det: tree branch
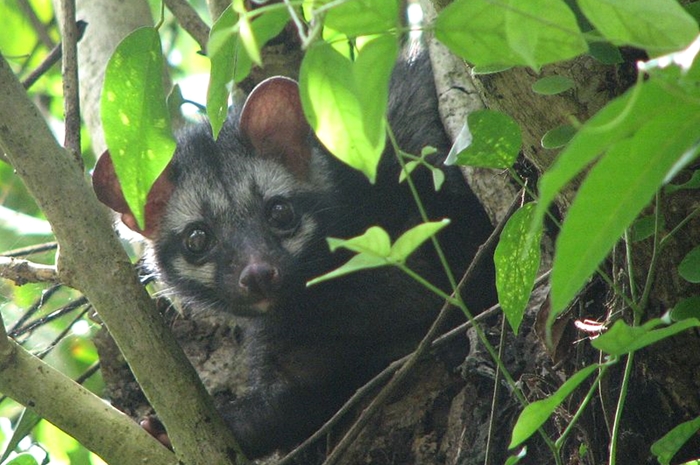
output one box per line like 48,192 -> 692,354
57,0 -> 83,167
0,336 -> 178,465
0,257 -> 59,285
164,0 -> 211,52
0,52 -> 244,464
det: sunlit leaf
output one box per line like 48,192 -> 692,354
328,226 -> 391,257
390,219 -> 449,262
300,37 -> 397,181
0,409 -> 40,463
207,6 -> 289,137
4,453 -> 39,465
578,0 -> 698,55
101,27 -> 176,231
324,0 -> 399,37
550,99 -> 700,315
435,0 -> 587,70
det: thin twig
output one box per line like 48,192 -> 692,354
16,0 -> 56,49
3,242 -> 58,258
10,297 -> 89,338
22,21 -> 87,90
319,193 -> 523,465
35,305 -> 91,358
58,0 -> 82,168
0,256 -> 59,285
484,314 -> 507,465
8,284 -> 63,335
164,0 -> 211,52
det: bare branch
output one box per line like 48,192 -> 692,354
164,0 -> 211,52
0,337 -> 178,465
0,256 -> 59,285
58,0 -> 83,167
16,0 -> 56,49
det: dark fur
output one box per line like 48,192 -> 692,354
94,50 -> 495,458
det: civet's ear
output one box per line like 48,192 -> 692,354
239,76 -> 312,179
92,151 -> 174,238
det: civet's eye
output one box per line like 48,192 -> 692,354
183,224 -> 213,255
266,197 -> 298,233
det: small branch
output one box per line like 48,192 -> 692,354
10,296 -> 88,338
207,0 -> 230,22
16,0 -> 56,49
164,0 -> 211,52
0,302 -> 10,358
0,256 -> 59,285
3,241 -> 58,258
22,41 -> 62,90
8,284 -> 62,335
22,20 -> 87,90
58,0 -> 83,167
0,337 -> 178,465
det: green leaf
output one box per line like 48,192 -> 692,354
628,215 -> 661,243
431,167 -> 445,191
101,27 -> 176,231
495,203 -> 542,334
550,99 -> 700,315
588,41 -> 624,65
453,110 -> 522,169
4,454 -> 39,465
300,38 -> 397,181
207,6 -> 289,137
532,76 -> 574,95
536,81 -> 668,227
666,170 -> 700,194
324,0 -> 399,37
308,220 -> 448,285
591,318 -> 700,356
679,246 -> 700,283
328,226 -> 391,257
670,296 -> 700,321
435,0 -> 587,70
541,124 -> 576,149
390,219 -> 449,262
208,7 -> 242,136
399,160 -> 419,183
652,416 -> 700,465
353,35 -> 398,149
307,253 -> 388,286
578,0 -> 698,55
510,364 -> 599,448
505,447 -> 527,465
